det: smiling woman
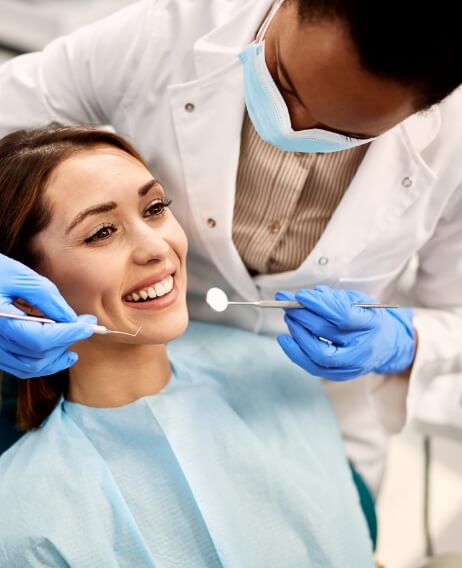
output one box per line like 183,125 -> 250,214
0,125 -> 189,427
0,126 -> 375,567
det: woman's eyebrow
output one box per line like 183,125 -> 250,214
138,178 -> 162,197
67,178 -> 162,234
66,202 -> 117,234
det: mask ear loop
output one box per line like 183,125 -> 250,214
256,0 -> 285,42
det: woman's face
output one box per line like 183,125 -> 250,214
33,145 -> 188,345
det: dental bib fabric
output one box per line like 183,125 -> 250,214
0,322 -> 374,567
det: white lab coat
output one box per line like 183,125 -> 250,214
1,0 -> 461,493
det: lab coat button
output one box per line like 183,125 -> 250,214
401,176 -> 413,188
207,218 -> 217,228
318,256 -> 329,265
185,103 -> 195,112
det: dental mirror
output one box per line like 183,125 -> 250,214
206,287 -> 301,311
205,287 -> 399,311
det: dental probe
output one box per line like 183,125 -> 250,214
0,312 -> 142,337
226,301 -> 399,309
205,288 -> 399,313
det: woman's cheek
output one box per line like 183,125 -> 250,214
47,258 -> 110,314
175,220 -> 188,259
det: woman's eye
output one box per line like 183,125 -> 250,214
144,198 -> 172,218
85,224 -> 117,244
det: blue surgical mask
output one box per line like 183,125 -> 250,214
238,1 -> 376,153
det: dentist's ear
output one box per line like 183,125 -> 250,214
13,297 -> 46,318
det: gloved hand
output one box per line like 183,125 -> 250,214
276,285 -> 415,381
0,254 -> 96,379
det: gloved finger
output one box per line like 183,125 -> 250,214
294,286 -> 379,330
2,351 -> 79,379
0,359 -> 50,379
285,315 -> 340,365
277,334 -> 366,381
275,290 -> 297,302
313,285 -> 378,306
277,334 -> 328,378
284,309 -> 348,346
0,299 -> 32,317
0,315 -> 96,355
0,335 -> 77,360
14,277 -> 77,323
286,311 -> 375,366
284,317 -> 367,377
277,290 -> 347,343
0,255 -> 77,323
26,350 -> 79,377
0,344 -> 78,377
0,360 -> 32,378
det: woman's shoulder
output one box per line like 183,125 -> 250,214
0,403 -> 95,528
0,408 -> 62,554
0,402 -> 119,562
0,405 -> 67,509
0,408 -> 58,481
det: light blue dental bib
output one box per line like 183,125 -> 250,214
0,322 -> 374,567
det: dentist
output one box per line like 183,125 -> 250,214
1,0 -> 462,494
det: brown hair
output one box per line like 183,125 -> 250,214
0,125 -> 148,430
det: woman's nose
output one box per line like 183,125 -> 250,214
131,228 -> 170,265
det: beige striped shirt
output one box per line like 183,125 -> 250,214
232,112 -> 369,274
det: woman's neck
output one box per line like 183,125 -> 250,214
67,339 -> 171,408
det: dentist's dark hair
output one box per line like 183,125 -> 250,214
0,125 -> 148,430
295,0 -> 462,109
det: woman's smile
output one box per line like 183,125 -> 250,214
122,271 -> 179,311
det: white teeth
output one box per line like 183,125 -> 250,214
154,282 -> 165,296
124,275 -> 174,303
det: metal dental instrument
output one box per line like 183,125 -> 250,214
205,288 -> 399,312
0,312 -> 143,336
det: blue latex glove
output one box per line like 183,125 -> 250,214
0,254 -> 96,378
277,285 -> 415,381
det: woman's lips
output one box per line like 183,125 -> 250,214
121,279 -> 179,311
122,269 -> 176,298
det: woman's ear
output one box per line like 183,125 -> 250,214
13,298 -> 45,318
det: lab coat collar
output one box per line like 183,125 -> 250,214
193,0 -> 273,78
401,104 -> 441,154
315,117 -> 439,265
193,0 -> 442,158
174,0 -> 442,295
255,117 -> 439,290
